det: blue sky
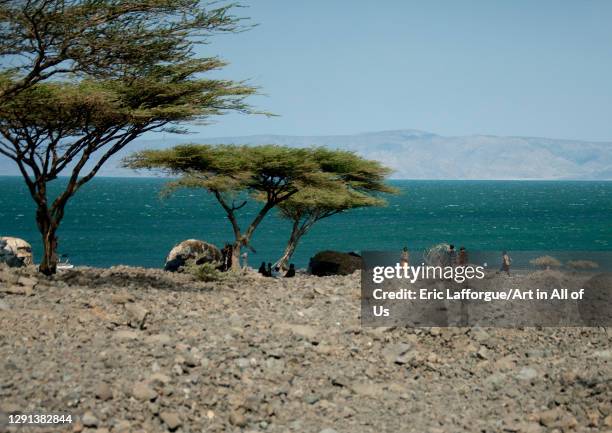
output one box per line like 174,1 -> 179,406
193,0 -> 612,141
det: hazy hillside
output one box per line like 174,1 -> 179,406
1,129 -> 611,179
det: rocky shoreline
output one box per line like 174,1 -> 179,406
0,265 -> 611,433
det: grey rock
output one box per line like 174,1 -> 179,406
113,330 -> 140,340
382,343 -> 412,364
82,411 -> 99,427
125,303 -> 149,329
144,334 -> 172,346
160,411 -> 182,430
516,367 -> 539,381
229,410 -> 247,427
131,381 -> 157,401
94,382 -> 113,401
1,285 -> 33,296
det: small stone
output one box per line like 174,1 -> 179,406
17,276 -> 37,287
516,367 -> 538,381
593,349 -> 612,360
586,410 -> 599,427
235,358 -> 250,369
182,353 -> 198,367
229,410 -> 247,427
149,373 -> 171,385
206,410 -> 215,420
81,411 -> 99,427
113,330 -> 140,340
277,323 -> 319,342
535,408 -> 561,426
428,327 -> 441,336
113,420 -> 131,433
485,373 -> 506,391
0,403 -> 20,413
381,343 -> 411,364
125,303 -> 149,329
471,328 -> 491,344
111,292 -> 134,304
476,346 -> 489,360
304,393 -> 320,404
160,411 -> 182,431
2,285 -> 32,296
319,429 -> 340,433
131,381 -> 157,401
0,300 -> 9,310
144,334 -> 172,346
521,422 -> 545,433
95,382 -> 113,401
350,382 -> 383,397
554,415 -> 577,430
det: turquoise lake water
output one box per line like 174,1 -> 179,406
0,177 -> 610,268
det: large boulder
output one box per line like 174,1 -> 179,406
309,250 -> 362,276
0,237 -> 33,267
164,239 -> 222,272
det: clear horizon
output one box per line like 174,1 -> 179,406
189,0 -> 612,142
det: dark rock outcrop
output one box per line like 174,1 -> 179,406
164,239 -> 222,272
308,250 -> 362,276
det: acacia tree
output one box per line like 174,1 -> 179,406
274,151 -> 397,269
0,2 -> 257,275
124,144 -> 334,269
0,0 -> 245,101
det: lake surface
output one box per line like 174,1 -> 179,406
0,177 -> 610,268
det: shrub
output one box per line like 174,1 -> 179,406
530,255 -> 562,269
566,260 -> 599,271
185,260 -> 224,282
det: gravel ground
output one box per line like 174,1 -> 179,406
0,265 -> 610,433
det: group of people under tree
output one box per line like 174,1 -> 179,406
258,262 -> 296,278
220,242 -> 296,277
400,245 -> 512,274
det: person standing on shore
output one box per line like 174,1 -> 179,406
501,251 -> 511,275
458,246 -> 468,266
400,246 -> 410,268
221,243 -> 233,271
448,244 -> 457,267
258,261 -> 267,276
241,251 -> 248,270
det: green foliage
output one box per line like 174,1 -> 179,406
310,147 -> 397,193
126,144 -> 330,194
0,0 -> 249,100
184,260 -> 224,282
277,147 -> 397,223
272,150 -> 397,268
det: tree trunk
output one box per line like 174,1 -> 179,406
36,207 -> 58,275
231,241 -> 242,271
275,221 -> 304,270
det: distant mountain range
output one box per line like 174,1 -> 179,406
1,129 -> 611,179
